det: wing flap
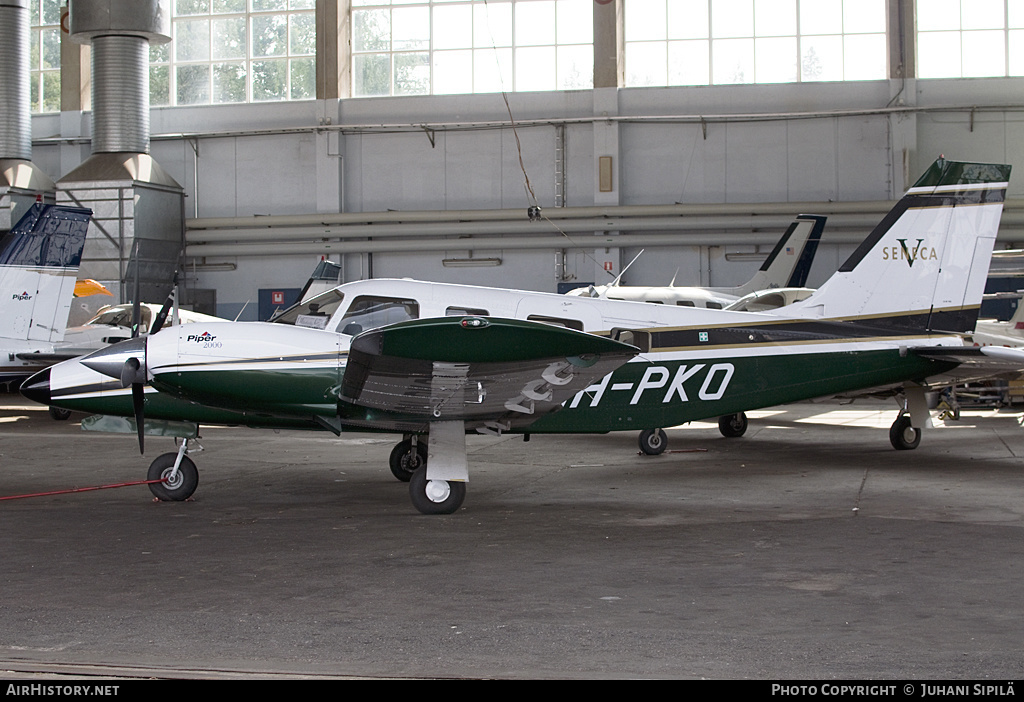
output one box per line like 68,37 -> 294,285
340,317 -> 637,424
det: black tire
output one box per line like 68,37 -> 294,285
389,438 -> 427,482
638,428 -> 668,455
147,452 -> 199,501
718,412 -> 748,438
48,406 -> 71,421
409,467 -> 466,515
889,414 -> 921,450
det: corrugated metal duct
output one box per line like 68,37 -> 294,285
0,0 -> 31,161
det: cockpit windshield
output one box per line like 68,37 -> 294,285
271,289 -> 345,329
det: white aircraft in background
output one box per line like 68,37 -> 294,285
0,204 -> 91,385
44,303 -> 225,360
566,214 -> 825,309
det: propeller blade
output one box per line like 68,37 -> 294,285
132,381 -> 145,454
150,271 -> 180,336
131,242 -> 142,338
120,356 -> 144,388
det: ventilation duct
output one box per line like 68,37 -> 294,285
58,0 -> 183,310
0,0 -> 56,229
0,0 -> 31,160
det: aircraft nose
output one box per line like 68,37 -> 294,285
20,367 -> 52,406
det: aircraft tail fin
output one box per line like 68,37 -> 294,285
787,159 -> 1011,333
730,214 -> 826,296
0,204 -> 92,343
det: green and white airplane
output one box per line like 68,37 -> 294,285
20,158 -> 1020,514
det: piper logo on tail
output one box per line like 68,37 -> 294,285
12,291 -> 33,301
883,239 -> 939,267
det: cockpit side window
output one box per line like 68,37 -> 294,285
336,296 -> 420,336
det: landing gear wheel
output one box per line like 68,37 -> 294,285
889,414 -> 921,450
409,467 -> 466,515
48,406 -> 71,420
147,452 -> 199,501
718,412 -> 748,438
638,428 -> 668,455
389,438 -> 427,482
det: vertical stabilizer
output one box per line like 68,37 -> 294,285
0,204 -> 91,342
786,159 -> 1011,332
725,214 -> 826,296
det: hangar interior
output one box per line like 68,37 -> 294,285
10,0 -> 1024,321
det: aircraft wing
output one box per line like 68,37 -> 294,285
339,316 -> 638,429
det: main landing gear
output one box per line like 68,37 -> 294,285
389,436 -> 426,482
389,425 -> 468,515
637,412 -> 748,455
147,439 -> 200,501
889,414 -> 921,450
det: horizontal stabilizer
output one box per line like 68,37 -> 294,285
340,317 -> 638,425
912,344 -> 1024,370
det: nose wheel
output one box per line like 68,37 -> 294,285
147,452 -> 199,501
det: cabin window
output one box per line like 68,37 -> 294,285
612,329 -> 651,353
676,300 -> 695,307
706,301 -> 723,310
446,306 -> 489,316
337,296 -> 420,336
526,314 -> 584,331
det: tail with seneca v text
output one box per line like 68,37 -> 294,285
785,158 -> 1011,333
0,204 -> 92,343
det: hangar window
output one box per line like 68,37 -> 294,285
27,0 -> 62,113
624,0 -> 886,86
351,0 -> 593,97
916,0 -> 1024,78
149,0 -> 316,106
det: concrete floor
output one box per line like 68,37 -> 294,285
1,393 -> 1023,679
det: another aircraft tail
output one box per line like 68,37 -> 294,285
786,159 -> 1011,333
0,204 -> 91,343
728,214 -> 826,297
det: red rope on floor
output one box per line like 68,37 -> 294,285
0,479 -> 166,501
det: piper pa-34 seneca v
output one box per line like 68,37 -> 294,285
21,159 -> 1020,514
